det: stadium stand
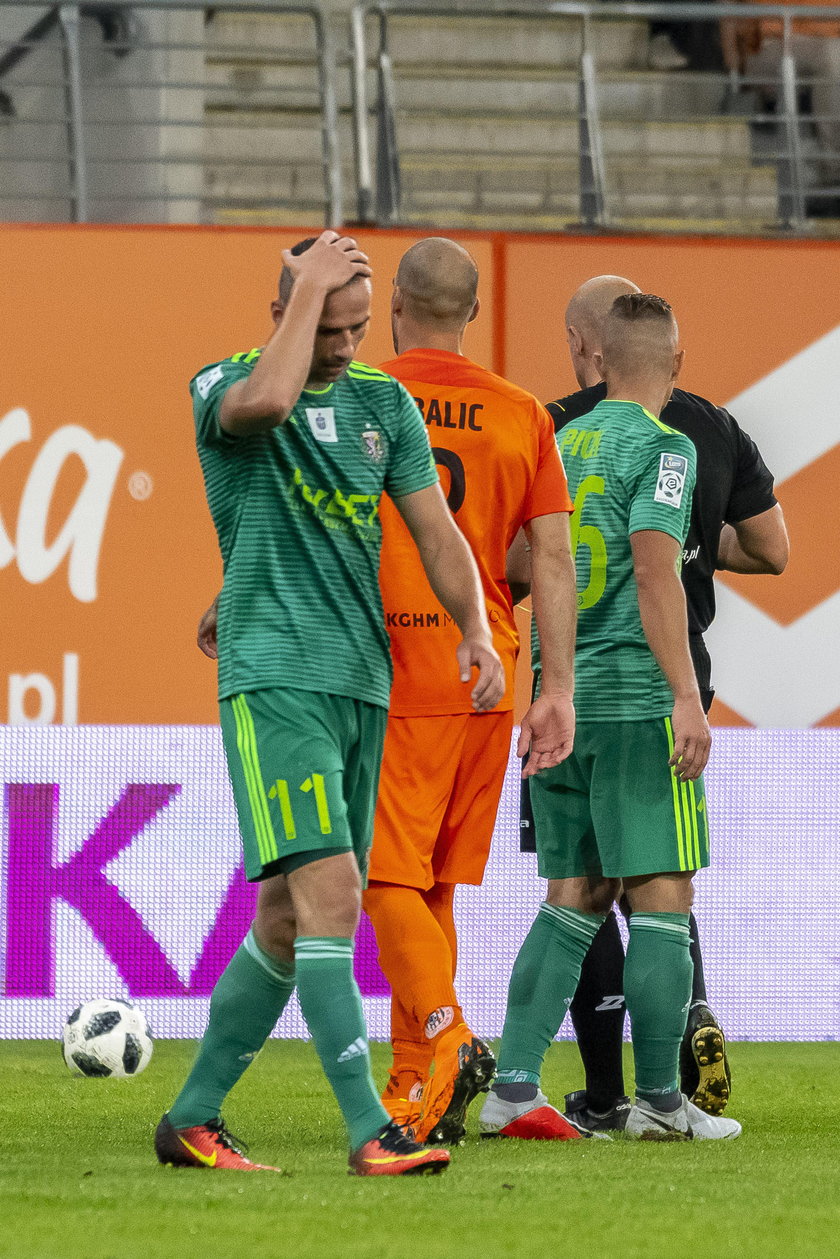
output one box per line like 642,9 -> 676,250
0,0 -> 838,232
351,8 -> 774,230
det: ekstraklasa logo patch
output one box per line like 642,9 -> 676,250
195,365 -> 225,399
654,452 -> 688,508
306,407 -> 338,443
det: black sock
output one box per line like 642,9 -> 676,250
688,912 -> 708,1005
495,1082 -> 539,1103
569,910 -> 626,1111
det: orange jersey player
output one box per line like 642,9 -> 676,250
363,237 -> 578,1147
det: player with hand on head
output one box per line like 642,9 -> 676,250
515,274 -> 788,1131
483,293 -> 742,1142
156,230 -> 505,1178
362,237 -> 577,1146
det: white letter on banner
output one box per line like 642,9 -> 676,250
62,653 -> 79,725
8,672 -> 56,724
16,425 -> 124,602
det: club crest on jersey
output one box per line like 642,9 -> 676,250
306,407 -> 338,443
654,452 -> 688,507
361,429 -> 385,463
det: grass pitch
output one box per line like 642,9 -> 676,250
2,1040 -> 839,1259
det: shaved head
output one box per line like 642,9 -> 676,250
394,237 -> 479,327
565,274 -> 642,388
600,293 -> 678,379
566,275 -> 641,343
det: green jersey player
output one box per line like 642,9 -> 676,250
481,293 -> 742,1141
154,231 -> 507,1177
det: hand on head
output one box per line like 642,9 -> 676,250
281,230 -> 372,294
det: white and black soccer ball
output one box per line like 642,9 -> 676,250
61,999 -> 153,1079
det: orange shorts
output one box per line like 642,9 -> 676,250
369,710 -> 514,890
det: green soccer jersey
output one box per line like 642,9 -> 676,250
192,351 -> 438,709
533,398 -> 697,721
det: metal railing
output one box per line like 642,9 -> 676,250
3,0 -> 840,231
0,0 -> 342,223
350,1 -> 840,233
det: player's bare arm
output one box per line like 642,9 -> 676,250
717,503 -> 789,575
505,527 -> 531,604
392,482 -> 505,712
518,512 -> 576,777
219,231 -> 372,436
631,529 -> 710,781
197,594 -> 220,660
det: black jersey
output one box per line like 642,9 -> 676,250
547,382 -> 777,638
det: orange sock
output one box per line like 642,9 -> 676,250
386,996 -> 430,1099
364,881 -> 463,1074
423,883 -> 460,985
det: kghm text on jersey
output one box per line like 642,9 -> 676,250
413,397 -> 484,431
385,611 -> 455,627
559,427 -> 602,459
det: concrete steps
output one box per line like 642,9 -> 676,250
205,11 -> 320,58
201,8 -> 779,230
202,159 -> 347,214
389,67 -> 726,120
359,14 -> 651,72
394,208 -> 782,234
203,142 -> 777,228
207,9 -> 651,71
397,112 -> 753,161
0,3 -> 799,230
202,109 -> 753,165
401,151 -> 777,219
204,59 -> 727,122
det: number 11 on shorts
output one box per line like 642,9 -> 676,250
269,773 -> 333,839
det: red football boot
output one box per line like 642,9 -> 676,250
349,1121 -> 450,1176
155,1114 -> 283,1171
479,1089 -> 588,1140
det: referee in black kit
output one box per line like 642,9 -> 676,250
513,275 -> 789,1132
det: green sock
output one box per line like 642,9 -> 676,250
294,937 -> 388,1150
168,928 -> 295,1129
496,903 -> 604,1085
625,912 -> 692,1102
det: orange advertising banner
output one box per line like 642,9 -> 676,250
0,224 -> 836,727
0,226 -> 495,725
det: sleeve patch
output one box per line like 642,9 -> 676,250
654,452 -> 688,508
195,365 -> 225,400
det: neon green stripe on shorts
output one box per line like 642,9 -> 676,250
231,693 -> 278,867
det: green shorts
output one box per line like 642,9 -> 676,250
220,688 -> 388,882
530,716 -> 710,880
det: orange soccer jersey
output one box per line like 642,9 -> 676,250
378,347 -> 573,715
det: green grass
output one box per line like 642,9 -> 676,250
2,1040 -> 839,1259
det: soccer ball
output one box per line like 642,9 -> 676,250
61,998 -> 153,1079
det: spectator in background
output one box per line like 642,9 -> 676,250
650,3 -> 726,72
723,0 -> 840,184
648,23 -> 691,71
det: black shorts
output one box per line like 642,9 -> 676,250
689,634 -> 715,715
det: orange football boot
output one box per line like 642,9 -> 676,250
413,1023 -> 496,1146
382,1081 -> 424,1136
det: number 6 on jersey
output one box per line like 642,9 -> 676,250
570,475 -> 607,610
